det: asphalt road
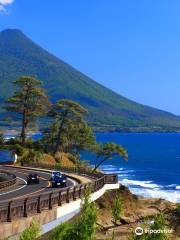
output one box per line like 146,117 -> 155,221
0,166 -> 77,202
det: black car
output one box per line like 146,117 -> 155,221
27,173 -> 40,185
51,171 -> 67,187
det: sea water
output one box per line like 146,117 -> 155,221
82,133 -> 180,203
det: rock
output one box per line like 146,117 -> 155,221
120,217 -> 133,224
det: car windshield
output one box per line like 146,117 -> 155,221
52,172 -> 61,177
29,174 -> 37,177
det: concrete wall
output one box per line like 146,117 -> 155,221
0,183 -> 119,239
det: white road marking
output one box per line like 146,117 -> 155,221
67,178 -> 77,187
0,167 -> 77,197
0,177 -> 27,196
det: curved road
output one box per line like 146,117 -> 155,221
0,166 -> 77,202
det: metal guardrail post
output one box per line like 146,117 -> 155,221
49,193 -> 52,210
66,188 -> 70,203
7,201 -> 12,222
79,185 -> 82,198
73,186 -> 76,201
58,191 -> 62,206
84,184 -> 87,196
37,196 -> 41,213
23,198 -> 28,217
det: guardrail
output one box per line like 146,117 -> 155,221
0,164 -> 118,223
22,162 -> 105,179
0,170 -> 16,190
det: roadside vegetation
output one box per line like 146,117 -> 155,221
19,220 -> 41,240
16,188 -> 177,240
50,190 -> 97,240
129,213 -> 169,240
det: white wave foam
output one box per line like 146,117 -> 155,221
118,174 -> 129,177
101,164 -> 115,168
102,168 -> 117,171
167,184 -> 177,187
102,165 -> 136,175
130,187 -> 180,203
176,186 -> 180,190
121,179 -> 160,189
119,167 -> 124,171
120,170 -> 135,174
102,166 -> 126,171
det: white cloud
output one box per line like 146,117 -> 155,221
0,0 -> 14,5
0,0 -> 14,12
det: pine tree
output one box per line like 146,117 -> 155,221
5,76 -> 50,145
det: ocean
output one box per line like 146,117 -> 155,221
82,133 -> 180,203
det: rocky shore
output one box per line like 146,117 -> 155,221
95,185 -> 180,240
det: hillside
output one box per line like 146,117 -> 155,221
1,28 -> 180,131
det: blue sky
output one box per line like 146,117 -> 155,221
0,0 -> 180,115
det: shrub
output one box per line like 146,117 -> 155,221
19,221 -> 40,240
10,144 -> 25,155
6,137 -> 20,145
129,213 -> 169,240
0,133 -> 4,145
112,194 -> 122,224
51,190 -> 97,240
24,149 -> 43,163
50,222 -> 72,240
175,203 -> 180,214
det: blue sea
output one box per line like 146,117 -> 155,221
82,133 -> 180,203
1,132 -> 180,202
0,150 -> 14,163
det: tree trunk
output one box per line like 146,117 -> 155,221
54,119 -> 65,154
92,157 -> 109,173
21,110 -> 27,145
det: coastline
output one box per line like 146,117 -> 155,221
95,185 -> 180,240
2,127 -> 180,135
101,164 -> 180,204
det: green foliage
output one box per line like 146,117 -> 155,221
175,203 -> 180,214
1,29 -> 180,130
129,213 -> 169,240
93,142 -> 128,172
63,120 -> 96,157
5,76 -> 50,144
3,143 -> 43,164
9,144 -> 25,155
19,221 -> 40,240
23,149 -> 43,163
5,137 -> 20,145
50,222 -> 72,240
0,133 -> 4,144
112,195 -> 122,224
42,99 -> 96,156
51,191 -> 97,240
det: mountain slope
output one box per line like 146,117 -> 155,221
0,28 -> 180,130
